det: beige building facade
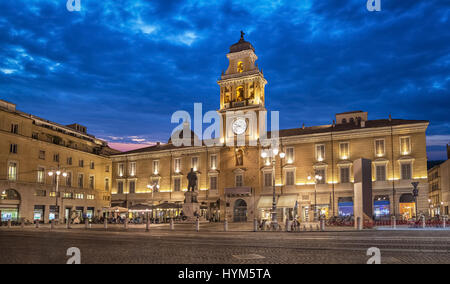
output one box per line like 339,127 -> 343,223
110,34 -> 430,223
428,146 -> 450,217
0,99 -> 115,223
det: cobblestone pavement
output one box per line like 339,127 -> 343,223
1,223 -> 450,264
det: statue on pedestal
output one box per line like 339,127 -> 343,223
187,168 -> 198,192
183,169 -> 200,221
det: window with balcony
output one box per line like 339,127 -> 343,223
286,147 -> 294,164
130,162 -> 136,176
37,167 -> 45,184
118,163 -> 124,177
174,158 -> 181,173
87,194 -> 94,200
210,155 -> 217,170
75,193 -> 84,200
191,157 -> 199,171
340,167 -> 350,183
235,174 -> 243,187
8,162 -> 17,181
153,160 -> 159,175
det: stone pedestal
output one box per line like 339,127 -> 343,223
182,191 -> 200,223
353,158 -> 373,229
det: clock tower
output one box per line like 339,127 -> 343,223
218,31 -> 268,146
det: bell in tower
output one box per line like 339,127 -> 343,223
218,31 -> 267,111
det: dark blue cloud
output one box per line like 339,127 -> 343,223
0,0 -> 448,158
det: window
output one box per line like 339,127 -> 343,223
401,163 -> 412,180
210,155 -> 217,170
63,192 -> 73,199
286,170 -> 295,186
339,143 -> 350,160
316,145 -> 325,161
37,167 -> 45,184
129,180 -> 135,194
286,147 -> 294,163
105,165 -> 110,173
376,165 -> 387,181
89,176 -> 95,190
78,174 -> 84,188
152,160 -> 159,175
375,139 -> 385,157
49,192 -> 57,197
210,176 -> 217,190
67,157 -> 72,165
264,172 -> 273,187
400,137 -> 411,155
90,161 -> 95,170
10,124 -> 18,134
105,178 -> 110,191
75,193 -> 84,200
340,167 -> 350,183
39,150 -> 45,160
87,194 -> 94,200
9,144 -> 18,154
174,177 -> 181,192
8,162 -> 17,181
66,172 -> 72,187
118,163 -> 124,177
35,190 -> 46,197
235,174 -> 243,187
117,181 -> 124,194
130,162 -> 136,176
53,154 -> 60,163
174,158 -> 181,173
316,169 -> 326,184
191,157 -> 199,171
79,160 -> 84,168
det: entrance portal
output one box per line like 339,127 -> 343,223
233,199 -> 248,222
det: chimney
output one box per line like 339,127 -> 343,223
332,120 -> 336,127
302,123 -> 305,130
361,120 -> 366,128
388,114 -> 392,122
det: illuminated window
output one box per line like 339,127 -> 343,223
37,167 -> 45,184
105,178 -> 109,191
87,194 -> 94,200
8,162 -> 17,181
286,147 -> 294,163
66,172 -> 72,187
339,143 -> 350,160
191,157 -> 198,171
401,163 -> 412,180
89,176 -> 95,190
316,169 -> 326,184
130,162 -> 136,176
210,155 -> 217,170
316,145 -> 325,161
63,192 -> 73,199
235,174 -> 244,187
400,137 -> 411,155
375,139 -> 385,157
78,174 -> 84,188
153,160 -> 159,175
237,61 -> 244,73
75,193 -> 84,200
174,158 -> 181,173
118,163 -> 124,177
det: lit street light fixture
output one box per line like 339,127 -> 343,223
48,168 -> 67,223
308,172 -> 323,222
411,181 -> 419,219
261,147 -> 285,230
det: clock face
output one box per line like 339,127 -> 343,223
232,118 -> 247,135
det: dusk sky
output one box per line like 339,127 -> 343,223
0,0 -> 448,159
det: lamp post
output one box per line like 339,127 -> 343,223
147,182 -> 160,222
48,168 -> 67,223
261,147 -> 285,230
411,181 -> 419,219
308,172 -> 323,222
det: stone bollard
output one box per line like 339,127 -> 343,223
224,219 -> 228,232
51,220 -> 55,230
356,217 -> 363,231
309,224 -> 313,231
421,216 -> 426,229
320,219 -> 325,231
66,219 -> 71,229
303,225 -> 306,231
124,218 -> 129,230
21,218 -> 25,229
170,218 -> 174,231
443,217 -> 447,228
254,218 -> 258,232
104,218 -> 108,230
85,218 -> 89,230
35,220 -> 40,229
145,216 -> 150,232
391,216 -> 396,229
285,219 -> 291,232
196,218 -> 200,232
7,220 -> 11,228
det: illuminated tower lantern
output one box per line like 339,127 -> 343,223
218,31 -> 268,145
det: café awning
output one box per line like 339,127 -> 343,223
277,195 -> 298,208
257,196 -> 274,209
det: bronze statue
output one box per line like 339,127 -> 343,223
187,168 -> 198,192
236,149 -> 244,166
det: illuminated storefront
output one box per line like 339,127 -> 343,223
399,194 -> 416,220
373,195 -> 390,219
338,197 -> 354,217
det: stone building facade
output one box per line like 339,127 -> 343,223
428,146 -> 450,217
0,99 -> 115,223
110,34 -> 430,223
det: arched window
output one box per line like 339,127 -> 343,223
237,61 -> 244,73
342,118 -> 347,124
0,189 -> 20,200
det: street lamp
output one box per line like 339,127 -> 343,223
411,181 -> 419,219
308,172 -> 323,222
48,168 -> 67,223
261,147 -> 285,230
147,182 -> 160,221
